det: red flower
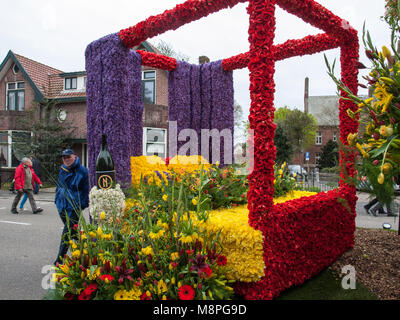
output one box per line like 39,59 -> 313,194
140,292 -> 152,300
216,255 -> 227,266
199,265 -> 213,278
64,292 -> 75,300
100,274 -> 114,283
178,285 -> 195,300
78,283 -> 98,300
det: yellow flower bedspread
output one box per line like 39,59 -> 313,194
193,190 -> 317,283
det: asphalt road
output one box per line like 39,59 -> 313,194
0,190 -> 90,300
0,189 -> 398,300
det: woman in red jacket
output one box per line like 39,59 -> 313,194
11,157 -> 43,214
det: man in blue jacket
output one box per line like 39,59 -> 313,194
54,149 -> 89,265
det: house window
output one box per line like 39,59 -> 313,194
0,132 -> 9,167
333,132 -> 337,142
6,82 -> 25,111
83,76 -> 87,89
315,131 -> 322,145
142,71 -> 156,104
143,127 -> 166,158
65,77 -> 77,90
0,130 -> 31,167
13,64 -> 20,74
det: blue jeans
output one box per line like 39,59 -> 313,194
20,183 -> 39,208
54,210 -> 80,265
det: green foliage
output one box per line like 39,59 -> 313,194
274,125 -> 294,164
274,106 -> 318,153
12,99 -> 75,181
317,140 -> 339,169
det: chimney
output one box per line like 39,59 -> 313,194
304,77 -> 309,114
199,56 -> 210,64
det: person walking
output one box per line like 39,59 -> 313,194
54,149 -> 89,265
19,155 -> 42,210
10,157 -> 43,214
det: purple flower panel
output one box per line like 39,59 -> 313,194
168,60 -> 234,165
85,33 -> 143,188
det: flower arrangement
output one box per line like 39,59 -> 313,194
272,162 -> 298,198
326,20 -> 400,206
88,184 -> 126,223
53,168 -> 234,300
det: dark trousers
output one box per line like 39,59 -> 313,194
11,189 -> 37,212
55,210 -> 80,265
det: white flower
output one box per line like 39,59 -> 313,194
89,184 -> 126,223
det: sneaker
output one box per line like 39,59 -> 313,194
11,208 -> 18,214
364,205 -> 370,214
387,212 -> 398,217
33,208 -> 43,214
369,207 -> 378,217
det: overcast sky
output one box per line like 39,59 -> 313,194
0,0 -> 392,123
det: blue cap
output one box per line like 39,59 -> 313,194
61,149 -> 75,156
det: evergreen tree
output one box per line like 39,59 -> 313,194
317,139 -> 338,169
12,98 -> 76,182
274,124 -> 293,164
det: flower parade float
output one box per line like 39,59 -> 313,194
55,0 -> 360,300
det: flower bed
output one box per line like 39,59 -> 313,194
52,157 -> 319,300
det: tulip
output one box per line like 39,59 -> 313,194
379,125 -> 393,137
382,163 -> 392,174
378,172 -> 385,184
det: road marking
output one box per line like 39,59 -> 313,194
0,220 -> 31,226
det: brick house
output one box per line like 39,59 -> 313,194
0,41 -> 169,182
292,77 -> 367,171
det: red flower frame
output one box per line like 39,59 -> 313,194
116,0 -> 359,299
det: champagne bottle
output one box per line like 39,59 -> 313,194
96,134 -> 115,190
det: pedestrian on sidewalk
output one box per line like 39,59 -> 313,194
10,157 -> 43,214
19,155 -> 42,210
54,149 -> 89,266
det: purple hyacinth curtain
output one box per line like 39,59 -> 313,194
168,60 -> 234,165
85,33 -> 143,188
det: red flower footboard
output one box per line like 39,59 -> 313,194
235,185 -> 357,299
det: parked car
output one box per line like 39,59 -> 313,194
288,165 -> 308,181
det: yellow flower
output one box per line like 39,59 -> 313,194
97,227 -> 103,238
356,143 -> 370,159
71,250 -> 80,258
157,279 -> 168,294
192,198 -> 198,206
366,123 -> 375,135
347,132 -> 358,146
59,264 -> 70,275
162,194 -> 168,201
100,211 -> 106,220
382,163 -> 392,174
114,290 -> 129,300
378,172 -> 385,184
382,45 -> 391,59
379,125 -> 393,137
171,277 -> 175,285
141,245 -> 154,256
170,252 -> 179,261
